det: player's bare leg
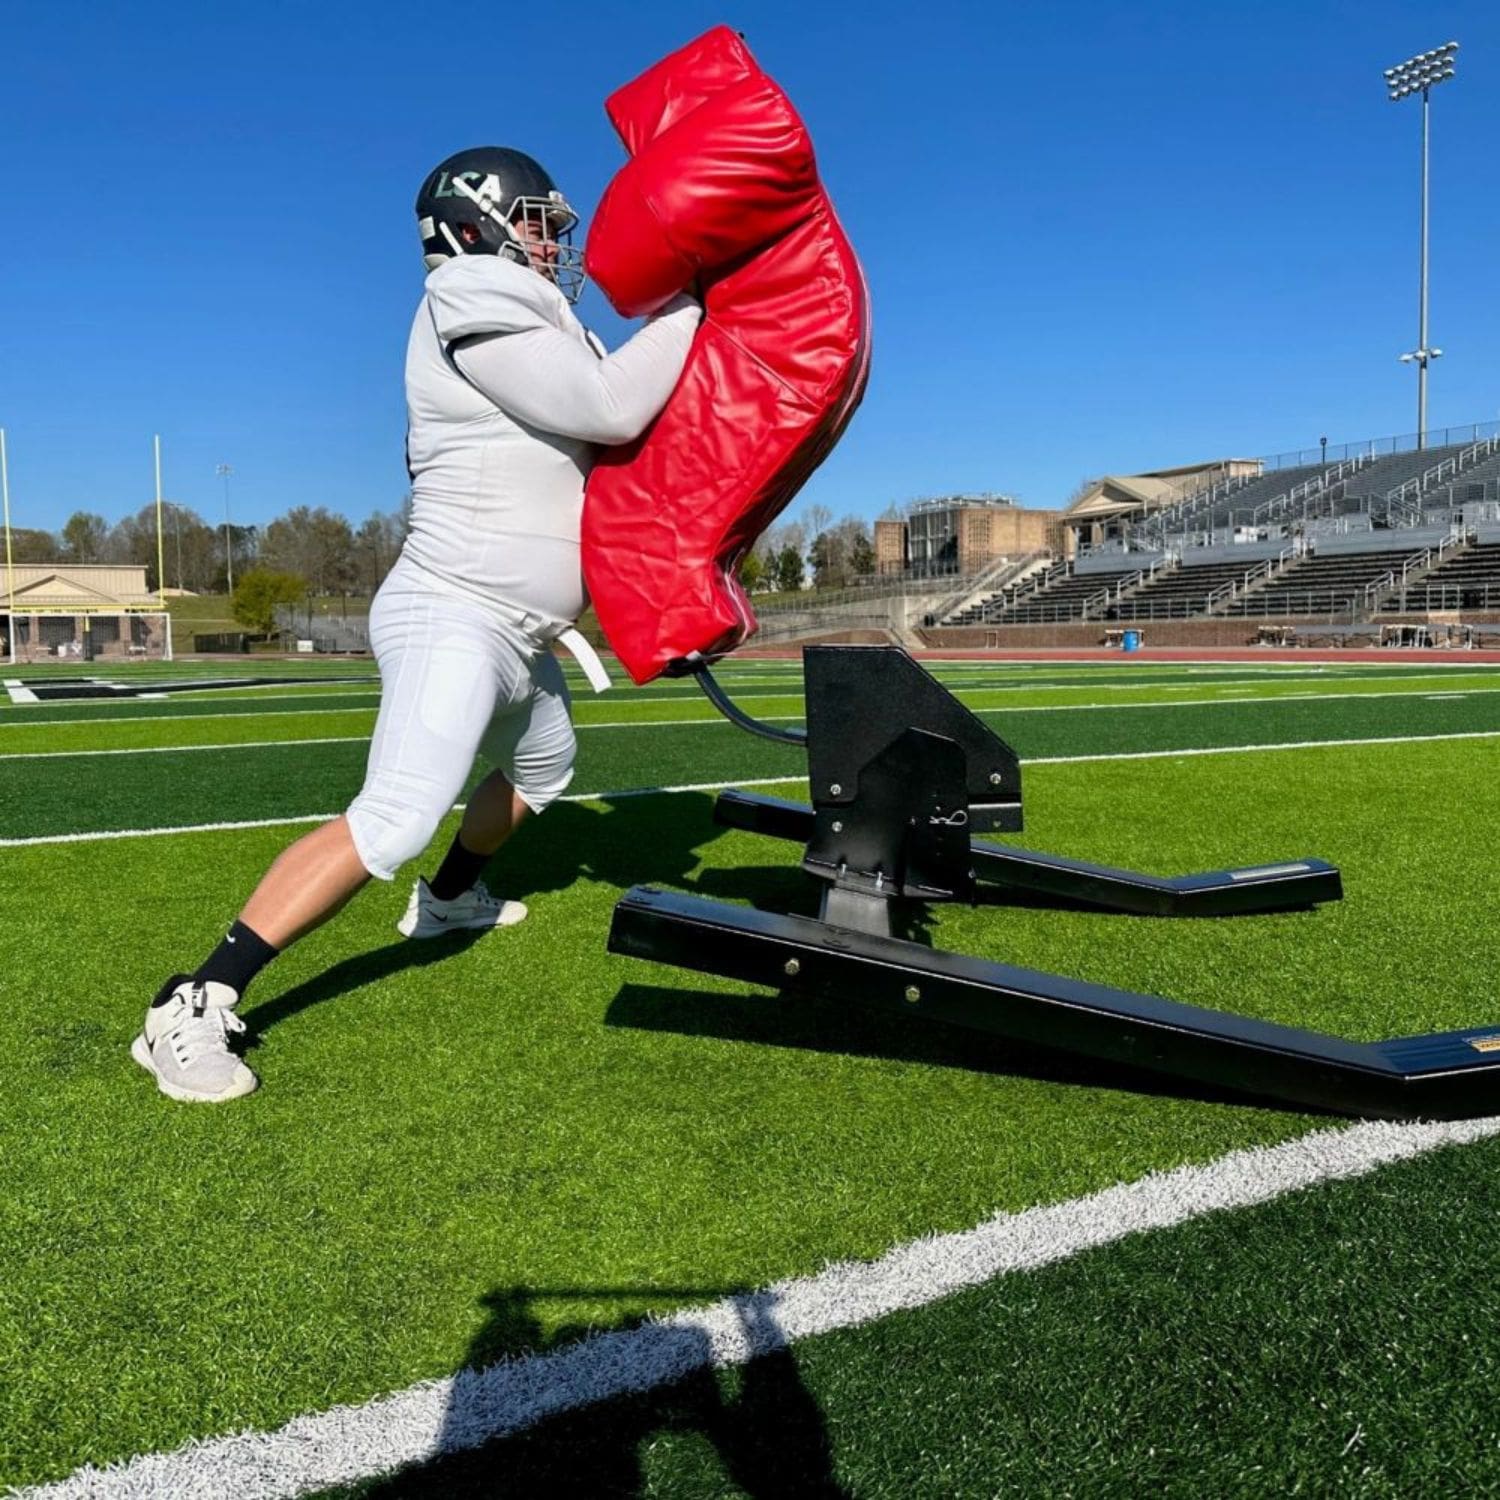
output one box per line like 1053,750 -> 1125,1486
241,815 -> 371,948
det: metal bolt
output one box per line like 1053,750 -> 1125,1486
989,771 -> 1003,786
831,820 -> 844,833
904,985 -> 921,1003
784,958 -> 801,977
829,783 -> 842,796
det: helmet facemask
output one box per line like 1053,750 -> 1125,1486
450,176 -> 586,304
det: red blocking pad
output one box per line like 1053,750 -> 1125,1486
582,26 -> 871,684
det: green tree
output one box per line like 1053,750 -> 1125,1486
261,506 -> 356,594
775,545 -> 804,593
61,511 -> 109,562
850,529 -> 876,577
810,530 -> 844,590
738,550 -> 765,593
4,527 -> 59,563
231,568 -> 307,634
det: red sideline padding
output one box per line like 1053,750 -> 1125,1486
582,26 -> 871,684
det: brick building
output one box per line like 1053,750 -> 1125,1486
1,563 -> 167,662
879,495 -> 1062,576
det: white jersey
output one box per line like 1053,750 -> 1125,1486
402,255 -> 701,628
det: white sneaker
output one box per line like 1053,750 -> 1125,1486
397,877 -> 527,940
132,978 -> 259,1104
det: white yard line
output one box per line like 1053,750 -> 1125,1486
0,737 -> 368,762
21,1114 -> 1500,1500
0,777 -> 805,848
3,680 -> 1498,754
6,730 -> 1500,848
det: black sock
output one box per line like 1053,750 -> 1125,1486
429,832 -> 490,901
189,920 -> 279,1000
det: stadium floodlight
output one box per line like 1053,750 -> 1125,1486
1,428 -> 14,667
1385,41 -> 1459,449
216,463 -> 235,595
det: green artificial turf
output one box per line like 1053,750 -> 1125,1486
327,1131 -> 1500,1498
3,733 -> 1500,1487
6,685 -> 1500,841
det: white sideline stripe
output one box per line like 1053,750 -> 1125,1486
4,680 -> 1500,754
25,1115 -> 1500,1500
0,777 -> 808,849
1023,728 -> 1500,766
0,737 -> 365,762
6,730 -> 1500,850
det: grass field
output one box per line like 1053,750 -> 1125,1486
4,652 -> 1500,1495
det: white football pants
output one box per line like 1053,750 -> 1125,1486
346,556 -> 576,881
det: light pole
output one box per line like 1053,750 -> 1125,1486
1384,42 -> 1458,450
216,463 -> 235,594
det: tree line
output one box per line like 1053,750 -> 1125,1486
743,506 -> 878,595
13,496 -> 879,624
9,500 -> 411,599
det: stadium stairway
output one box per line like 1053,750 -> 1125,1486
939,552 -> 1054,627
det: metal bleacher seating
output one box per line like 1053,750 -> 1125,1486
1333,444 -> 1467,513
1380,540 -> 1500,614
1151,464 -> 1324,538
1107,555 -> 1278,621
1427,451 -> 1500,510
1217,546 -> 1425,617
968,559 -> 1143,625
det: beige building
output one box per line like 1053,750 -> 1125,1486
1,563 -> 166,661
881,495 -> 1063,576
1063,459 -> 1260,555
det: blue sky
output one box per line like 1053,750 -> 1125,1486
1,0 -> 1496,535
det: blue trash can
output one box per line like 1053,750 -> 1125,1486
1122,630 -> 1141,653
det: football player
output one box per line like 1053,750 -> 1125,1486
134,146 -> 701,1102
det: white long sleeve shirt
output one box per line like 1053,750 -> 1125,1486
401,254 -> 701,625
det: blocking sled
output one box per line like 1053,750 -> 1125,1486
608,647 -> 1500,1120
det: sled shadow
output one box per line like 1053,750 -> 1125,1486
605,982 -> 1331,1117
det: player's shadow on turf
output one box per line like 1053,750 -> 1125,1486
605,982 -> 1332,1116
241,795 -> 804,1038
357,1285 -> 851,1497
240,931 -> 488,1040
493,792 -> 725,901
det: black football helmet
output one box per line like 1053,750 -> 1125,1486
415,146 -> 585,302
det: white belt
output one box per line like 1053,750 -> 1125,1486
491,600 -> 612,694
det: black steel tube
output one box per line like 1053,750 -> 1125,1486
692,662 -> 808,746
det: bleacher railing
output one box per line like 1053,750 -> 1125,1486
1382,584 -> 1500,613
1259,420 -> 1500,471
1388,434 -> 1500,507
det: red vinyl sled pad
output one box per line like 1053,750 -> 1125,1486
581,25 -> 871,684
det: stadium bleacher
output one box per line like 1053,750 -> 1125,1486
1217,546 -> 1426,617
962,559 -> 1143,625
1107,555 -> 1283,622
1427,450 -> 1500,510
1380,539 -> 1500,614
1147,464 -> 1325,537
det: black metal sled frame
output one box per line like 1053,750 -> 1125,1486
714,789 -> 1343,919
610,886 -> 1500,1121
606,645 -> 1500,1119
